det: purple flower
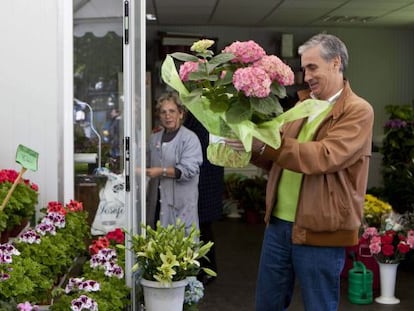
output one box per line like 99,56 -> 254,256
41,212 -> 66,228
35,222 -> 57,236
384,119 -> 408,129
71,295 -> 98,311
18,230 -> 41,244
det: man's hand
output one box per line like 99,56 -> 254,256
224,138 -> 265,153
223,138 -> 246,151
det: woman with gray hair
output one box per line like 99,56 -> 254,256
146,92 -> 203,234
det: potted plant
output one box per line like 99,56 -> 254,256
50,228 -> 130,311
380,105 -> 414,215
223,173 -> 267,223
0,169 -> 38,241
130,220 -> 216,311
0,200 -> 90,307
360,213 -> 414,304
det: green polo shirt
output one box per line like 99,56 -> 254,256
272,104 -> 333,221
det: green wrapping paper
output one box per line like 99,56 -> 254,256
161,55 -> 330,168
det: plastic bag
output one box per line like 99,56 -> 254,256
91,171 -> 125,235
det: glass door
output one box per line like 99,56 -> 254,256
73,1 -> 146,309
73,0 -> 125,231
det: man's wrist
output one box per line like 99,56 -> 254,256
162,167 -> 167,177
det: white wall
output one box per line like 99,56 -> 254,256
0,0 -> 73,212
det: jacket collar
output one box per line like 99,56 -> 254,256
297,79 -> 352,120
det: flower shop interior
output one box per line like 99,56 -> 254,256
1,0 -> 414,310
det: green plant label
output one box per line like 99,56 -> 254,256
15,144 -> 39,171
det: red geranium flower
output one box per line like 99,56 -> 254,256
47,201 -> 66,215
106,228 -> 125,244
66,199 -> 83,212
89,236 -> 110,255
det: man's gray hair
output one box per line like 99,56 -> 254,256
298,34 -> 348,72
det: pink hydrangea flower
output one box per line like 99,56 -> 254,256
222,40 -> 266,64
254,55 -> 295,86
179,61 -> 199,82
233,67 -> 271,98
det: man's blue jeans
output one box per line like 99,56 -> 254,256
255,217 -> 345,311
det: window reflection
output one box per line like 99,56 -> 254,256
73,31 -> 124,232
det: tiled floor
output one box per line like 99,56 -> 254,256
199,218 -> 414,311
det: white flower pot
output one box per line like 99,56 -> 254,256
140,278 -> 188,311
375,262 -> 400,304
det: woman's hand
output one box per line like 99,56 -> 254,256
146,167 -> 163,178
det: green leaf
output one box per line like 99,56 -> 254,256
209,53 -> 235,65
188,71 -> 211,81
170,52 -> 199,62
250,96 -> 284,118
206,53 -> 235,74
271,82 -> 287,98
225,99 -> 252,124
215,70 -> 233,87
188,69 -> 219,82
208,93 -> 230,113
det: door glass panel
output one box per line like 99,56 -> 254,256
73,1 -> 124,234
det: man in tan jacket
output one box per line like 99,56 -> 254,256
226,33 -> 374,311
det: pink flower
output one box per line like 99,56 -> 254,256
407,230 -> 414,248
179,61 -> 199,82
369,235 -> 382,254
222,40 -> 266,64
362,226 -> 378,239
253,55 -> 295,86
17,302 -> 39,311
233,67 -> 271,98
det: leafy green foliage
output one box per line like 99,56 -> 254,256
0,256 -> 53,303
224,173 -> 266,211
0,181 -> 38,232
51,262 -> 130,311
381,105 -> 414,214
131,220 -> 216,285
0,203 -> 90,306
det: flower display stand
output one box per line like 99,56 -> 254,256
375,262 -> 400,304
141,278 -> 188,311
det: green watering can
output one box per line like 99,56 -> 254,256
348,261 -> 373,304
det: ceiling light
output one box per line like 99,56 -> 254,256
320,15 -> 375,24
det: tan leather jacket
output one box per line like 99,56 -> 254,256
252,80 -> 374,246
